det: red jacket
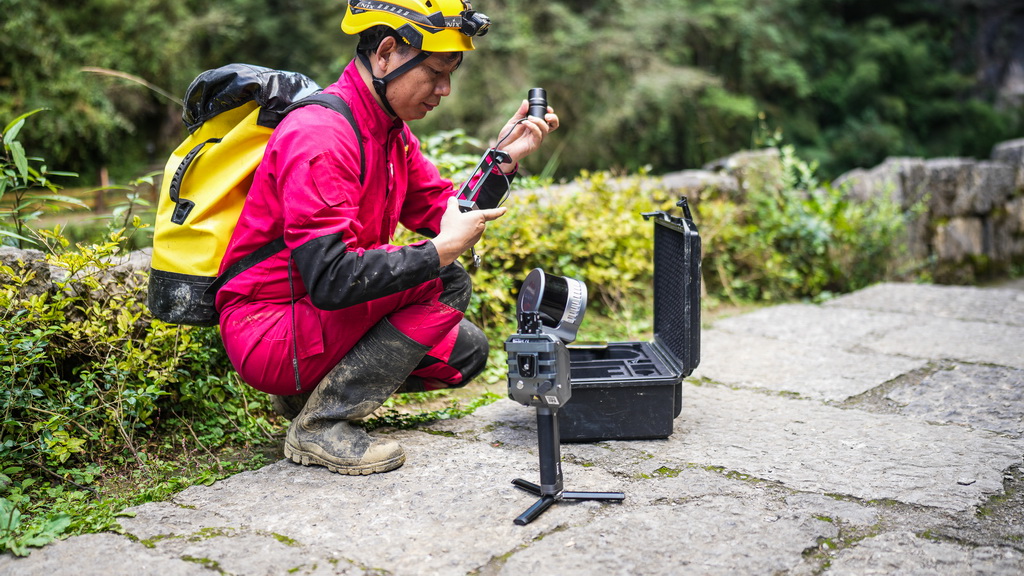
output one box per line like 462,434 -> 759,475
215,60 -> 512,392
216,60 -> 455,314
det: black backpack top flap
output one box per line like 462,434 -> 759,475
182,63 -> 322,133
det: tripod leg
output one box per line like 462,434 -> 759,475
511,407 -> 625,524
562,490 -> 626,502
512,478 -> 541,495
514,495 -> 556,526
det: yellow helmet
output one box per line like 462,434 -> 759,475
342,0 -> 490,53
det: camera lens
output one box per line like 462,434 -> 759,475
528,88 -> 547,119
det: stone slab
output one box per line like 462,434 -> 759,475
825,532 -> 1024,575
693,328 -> 925,401
498,494 -> 832,576
887,363 -> 1024,437
654,384 -> 1022,511
862,318 -> 1024,370
826,282 -> 1024,327
711,303 -> 912,349
0,533 -> 198,576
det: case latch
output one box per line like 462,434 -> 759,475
642,196 -> 694,226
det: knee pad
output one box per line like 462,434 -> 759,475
450,319 -> 489,384
438,262 -> 472,312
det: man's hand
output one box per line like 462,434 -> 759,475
495,100 -> 560,173
432,196 -> 507,266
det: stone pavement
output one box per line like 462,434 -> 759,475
2,281 -> 1023,575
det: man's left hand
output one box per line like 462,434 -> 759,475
495,100 -> 559,173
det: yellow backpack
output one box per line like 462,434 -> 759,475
148,64 -> 363,326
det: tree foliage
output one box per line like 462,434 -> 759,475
1,0 -> 1021,182
0,0 -> 349,181
425,0 -> 1022,179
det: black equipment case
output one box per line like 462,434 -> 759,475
558,200 -> 702,442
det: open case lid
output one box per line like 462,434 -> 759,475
644,199 -> 702,377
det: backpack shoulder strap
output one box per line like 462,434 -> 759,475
204,93 -> 366,302
203,237 -> 287,305
285,93 -> 366,185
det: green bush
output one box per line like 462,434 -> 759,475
2,113 -> 277,554
1,227 -> 274,464
698,145 -> 908,304
471,171 -> 676,334
0,229 -> 278,555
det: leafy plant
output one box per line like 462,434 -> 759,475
418,129 -> 489,185
100,171 -> 157,235
698,145 -> 908,304
1,110 -> 84,247
0,470 -> 72,557
0,227 -> 278,553
0,113 -> 277,552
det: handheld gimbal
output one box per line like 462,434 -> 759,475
505,269 -> 625,525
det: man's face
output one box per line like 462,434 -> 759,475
384,50 -> 462,122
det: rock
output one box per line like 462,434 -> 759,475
991,138 -> 1024,191
0,245 -> 151,308
704,148 -> 784,199
934,217 -> 985,261
0,246 -> 51,297
924,158 -> 975,219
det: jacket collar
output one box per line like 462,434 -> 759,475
327,60 -> 403,147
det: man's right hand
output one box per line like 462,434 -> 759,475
431,196 -> 507,267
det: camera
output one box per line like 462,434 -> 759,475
505,269 -> 587,409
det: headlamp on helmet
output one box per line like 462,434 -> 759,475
343,0 -> 490,52
459,9 -> 490,38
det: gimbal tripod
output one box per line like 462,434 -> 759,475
512,406 -> 625,525
505,272 -> 624,525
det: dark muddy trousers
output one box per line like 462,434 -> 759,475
220,262 -> 488,395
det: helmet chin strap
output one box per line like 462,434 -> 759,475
357,50 -> 432,118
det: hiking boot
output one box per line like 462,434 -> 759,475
284,318 -> 430,475
285,419 -> 406,475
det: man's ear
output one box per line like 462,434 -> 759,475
375,36 -> 399,74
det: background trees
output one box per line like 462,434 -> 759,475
0,0 -> 348,182
1,0 -> 1022,183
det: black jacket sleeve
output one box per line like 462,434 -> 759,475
292,233 -> 441,311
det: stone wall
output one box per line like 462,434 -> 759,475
651,142 -> 1024,283
0,245 -> 151,303
833,140 -> 1024,281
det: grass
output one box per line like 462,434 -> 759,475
0,440 -> 274,556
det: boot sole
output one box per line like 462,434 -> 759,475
283,443 -> 405,475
